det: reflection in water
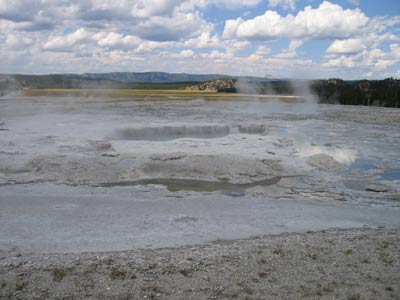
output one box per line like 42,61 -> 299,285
273,121 -> 399,183
380,169 -> 400,181
98,177 -> 283,196
348,157 -> 378,170
347,157 -> 400,181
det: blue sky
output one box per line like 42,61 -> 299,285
0,0 -> 399,79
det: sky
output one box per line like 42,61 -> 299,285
0,0 -> 399,79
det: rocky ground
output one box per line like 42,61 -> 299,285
1,228 -> 399,300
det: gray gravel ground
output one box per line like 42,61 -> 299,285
1,228 -> 399,300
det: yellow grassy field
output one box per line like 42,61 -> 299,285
21,88 -> 303,102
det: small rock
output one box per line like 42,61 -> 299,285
149,152 -> 187,161
366,184 -> 389,193
101,152 -> 120,157
92,140 -> 113,151
365,184 -> 389,193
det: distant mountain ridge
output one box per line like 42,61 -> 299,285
0,72 -> 278,89
80,72 -> 276,83
80,72 -> 230,83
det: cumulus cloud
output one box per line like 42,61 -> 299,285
229,1 -> 369,41
167,49 -> 194,59
131,0 -> 185,18
0,0 -> 398,79
189,0 -> 262,8
222,18 -> 244,39
4,34 -> 33,50
247,45 -> 272,61
327,39 -> 366,54
43,28 -> 145,53
43,28 -> 91,51
0,0 -> 211,41
0,0 -> 42,22
389,44 -> 400,60
135,11 -> 210,41
74,0 -> 185,21
95,32 -> 141,49
274,40 -> 303,58
322,14 -> 400,77
136,40 -> 175,53
184,32 -> 221,49
0,0 -> 61,31
324,45 -> 400,71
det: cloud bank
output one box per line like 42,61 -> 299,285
0,0 -> 398,79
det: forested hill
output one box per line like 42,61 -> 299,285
311,78 -> 400,107
200,77 -> 400,108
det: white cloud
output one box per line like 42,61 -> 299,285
323,55 -> 357,68
135,40 -> 175,53
131,0 -> 185,18
327,38 -> 366,54
230,40 -> 251,52
324,46 -> 399,71
256,45 -> 271,55
184,32 -> 221,48
0,0 -> 78,30
0,0 -> 398,79
390,44 -> 400,59
217,0 -> 261,5
95,32 -> 141,49
229,1 -> 369,41
43,28 -> 91,51
364,71 -> 373,77
0,0 -> 41,22
44,29 -> 141,53
135,11 -> 211,41
268,0 -> 297,10
247,45 -> 272,61
167,49 -> 194,59
200,50 -> 233,60
222,18 -> 244,39
274,39 -> 303,58
5,34 -> 33,50
188,0 -> 262,9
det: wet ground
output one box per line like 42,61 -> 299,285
0,94 -> 399,253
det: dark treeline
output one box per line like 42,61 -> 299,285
311,78 -> 400,107
219,78 -> 400,108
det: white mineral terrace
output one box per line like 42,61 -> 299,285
0,95 -> 399,253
